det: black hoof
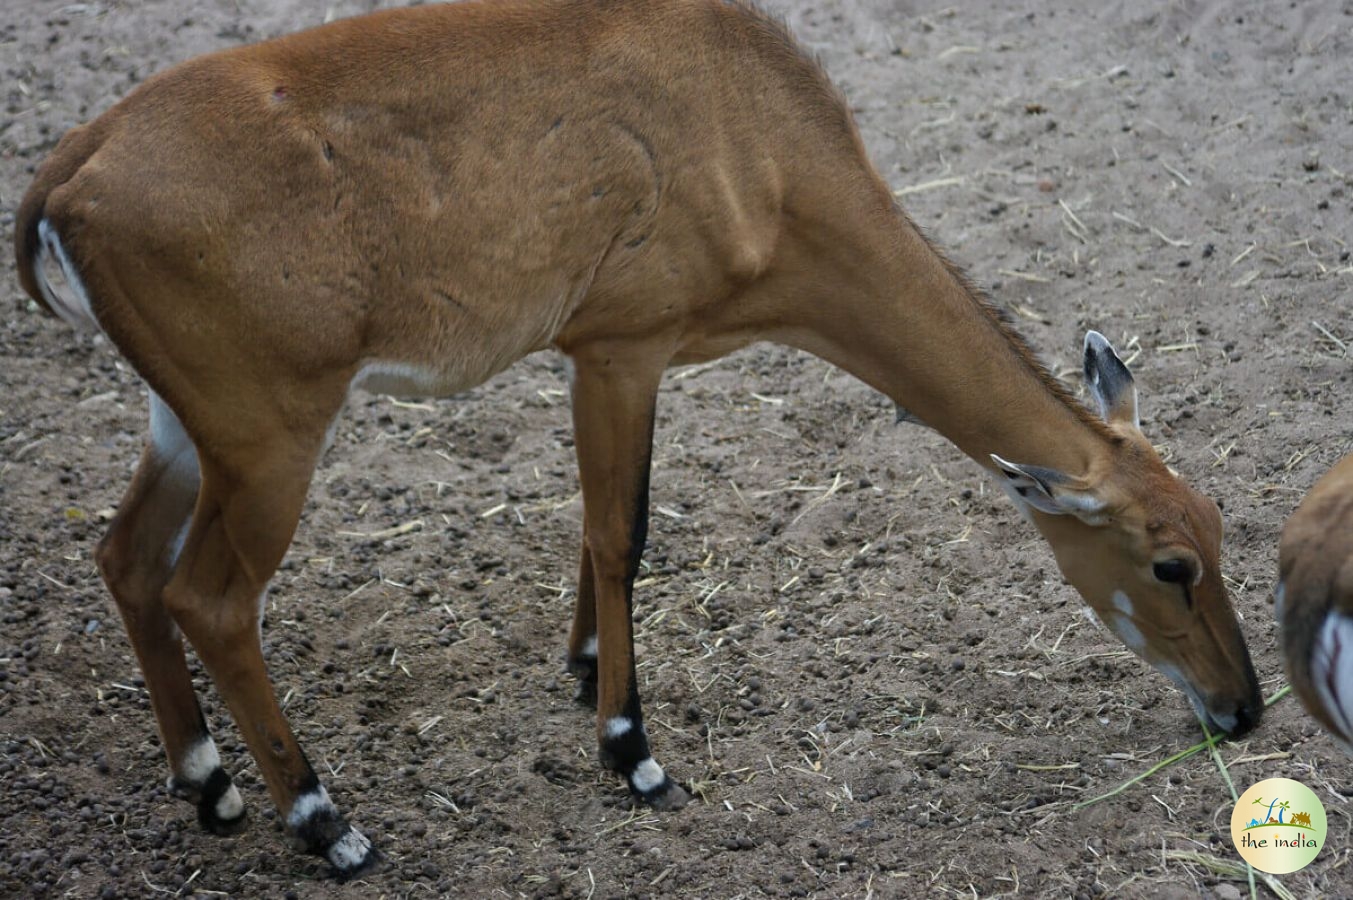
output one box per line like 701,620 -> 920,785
199,800 -> 248,836
637,777 -> 691,811
289,791 -> 379,880
170,768 -> 248,837
567,657 -> 598,708
330,836 -> 383,881
598,745 -> 619,772
617,754 -> 690,811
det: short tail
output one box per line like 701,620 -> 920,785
14,121 -> 107,328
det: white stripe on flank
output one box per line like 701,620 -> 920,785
148,391 -> 199,485
1312,612 -> 1353,742
166,521 -> 191,571
349,360 -> 440,399
257,587 -> 271,635
35,218 -> 100,332
147,391 -> 198,590
630,758 -> 667,793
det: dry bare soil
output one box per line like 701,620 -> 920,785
3,1 -> 1353,897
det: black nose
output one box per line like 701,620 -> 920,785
1221,647 -> 1264,737
1227,697 -> 1262,736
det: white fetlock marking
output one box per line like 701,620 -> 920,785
180,737 -> 222,785
215,784 -> 244,821
35,218 -> 101,332
288,786 -> 337,829
581,635 -> 598,658
630,758 -> 667,793
605,716 -> 633,739
328,826 -> 373,870
1313,613 -> 1353,740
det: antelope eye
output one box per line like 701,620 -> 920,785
1152,559 -> 1192,584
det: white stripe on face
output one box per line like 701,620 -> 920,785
1109,613 -> 1146,655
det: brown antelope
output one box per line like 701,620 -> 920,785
15,0 -> 1261,877
1278,452 -> 1353,752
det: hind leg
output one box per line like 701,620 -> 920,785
163,420 -> 378,877
95,391 -> 245,835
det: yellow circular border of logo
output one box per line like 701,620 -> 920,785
1230,777 -> 1327,874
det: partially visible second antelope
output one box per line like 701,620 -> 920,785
1279,453 -> 1353,752
15,0 -> 1261,877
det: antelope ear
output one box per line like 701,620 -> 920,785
991,454 -> 1110,524
1083,331 -> 1139,429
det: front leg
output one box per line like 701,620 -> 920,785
567,344 -> 689,810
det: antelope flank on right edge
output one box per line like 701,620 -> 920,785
15,0 -> 1261,877
1279,453 -> 1353,752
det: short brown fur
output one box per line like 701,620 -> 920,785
15,0 -> 1260,873
1279,453 -> 1353,748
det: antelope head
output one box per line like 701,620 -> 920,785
992,332 -> 1262,735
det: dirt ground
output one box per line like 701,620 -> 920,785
3,0 -> 1352,897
